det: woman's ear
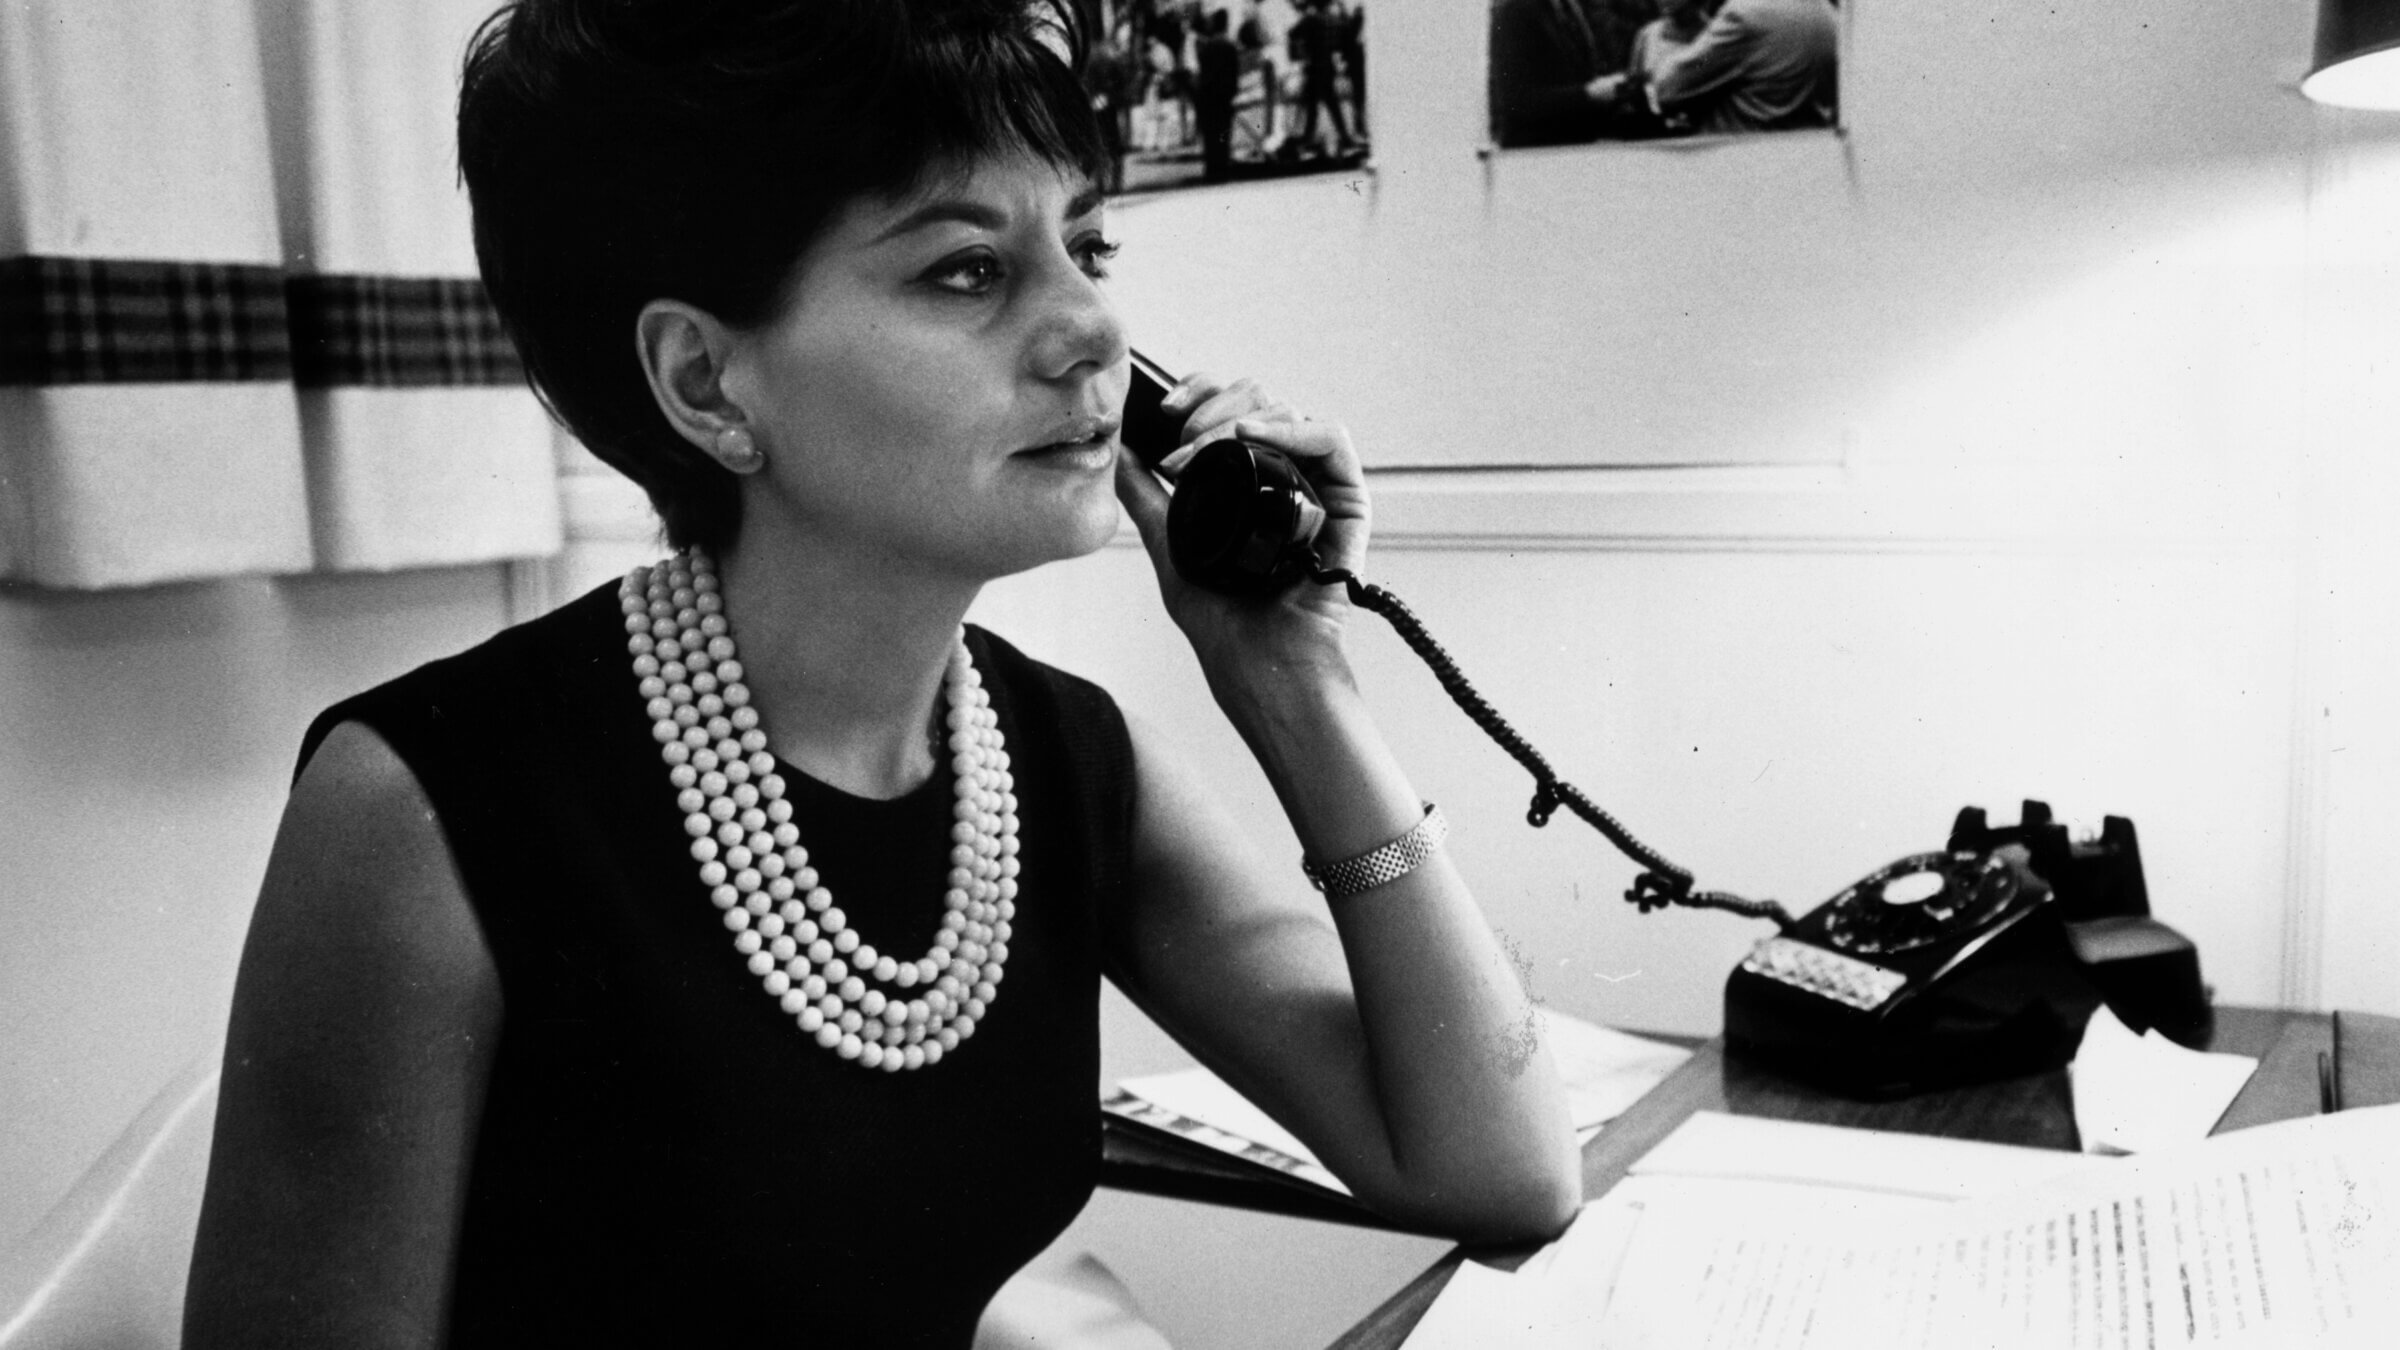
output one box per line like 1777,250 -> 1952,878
634,300 -> 765,475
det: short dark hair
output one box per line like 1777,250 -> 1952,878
458,0 -> 1109,552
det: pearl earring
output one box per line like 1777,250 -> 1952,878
714,425 -> 762,473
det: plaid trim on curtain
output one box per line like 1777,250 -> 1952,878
0,256 -> 293,384
286,274 -> 523,387
0,258 -> 522,389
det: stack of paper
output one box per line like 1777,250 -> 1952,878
2070,1004 -> 2259,1154
1402,1104 -> 2400,1348
1104,1010 -> 1692,1198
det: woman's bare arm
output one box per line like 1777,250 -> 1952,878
1108,376 -> 1581,1243
1108,709 -> 1582,1245
184,721 -> 501,1349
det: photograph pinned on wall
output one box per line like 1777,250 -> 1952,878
1083,0 -> 1369,195
1487,0 -> 1841,150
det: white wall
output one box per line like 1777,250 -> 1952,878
0,565 -> 520,1245
5,2 -> 2397,1347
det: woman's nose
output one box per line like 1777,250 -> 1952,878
1027,259 -> 1126,382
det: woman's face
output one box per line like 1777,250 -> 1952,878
721,149 -> 1129,583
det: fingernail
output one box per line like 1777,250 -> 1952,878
1160,383 -> 1192,410
1158,446 -> 1195,473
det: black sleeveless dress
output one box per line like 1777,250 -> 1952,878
296,579 -> 1134,1347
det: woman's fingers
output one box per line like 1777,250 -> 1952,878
1172,375 -> 1294,448
1224,416 -> 1350,464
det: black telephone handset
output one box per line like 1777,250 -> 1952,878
1123,351 -> 1327,596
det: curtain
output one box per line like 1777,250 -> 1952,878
0,0 -> 560,590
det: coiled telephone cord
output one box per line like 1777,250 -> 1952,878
1309,561 -> 1797,932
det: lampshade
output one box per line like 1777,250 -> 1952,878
2305,0 -> 2400,109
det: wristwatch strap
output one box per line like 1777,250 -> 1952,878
1301,803 -> 1448,900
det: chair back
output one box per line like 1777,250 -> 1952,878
0,1055 -> 219,1350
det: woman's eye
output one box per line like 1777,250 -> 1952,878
928,254 -> 1004,295
1075,235 -> 1122,280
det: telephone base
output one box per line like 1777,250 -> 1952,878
1725,903 -> 2102,1101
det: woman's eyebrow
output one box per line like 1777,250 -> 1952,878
870,198 -> 1008,245
872,181 -> 1107,246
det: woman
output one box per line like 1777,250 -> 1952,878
183,1 -> 1579,1344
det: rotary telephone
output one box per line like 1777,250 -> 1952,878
1122,356 -> 2208,1099
1721,803 -> 2206,1097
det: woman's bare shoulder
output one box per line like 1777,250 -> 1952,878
187,720 -> 501,1344
250,719 -> 501,1026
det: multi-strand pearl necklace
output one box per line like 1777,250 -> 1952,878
620,549 -> 1017,1071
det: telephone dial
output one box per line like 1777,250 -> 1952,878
1121,355 -> 2207,1099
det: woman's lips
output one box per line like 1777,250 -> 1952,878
1017,433 -> 1119,470
1017,417 -> 1122,468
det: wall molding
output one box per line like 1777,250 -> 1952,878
560,458 -> 2301,562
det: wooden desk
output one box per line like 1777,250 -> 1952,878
1327,1006 -> 2341,1350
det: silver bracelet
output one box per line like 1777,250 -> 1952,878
1301,803 -> 1449,901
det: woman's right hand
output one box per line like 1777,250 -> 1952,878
1113,370 -> 1371,708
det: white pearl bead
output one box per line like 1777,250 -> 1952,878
643,560 -> 1015,1073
